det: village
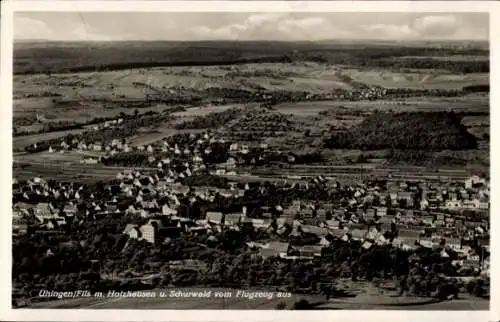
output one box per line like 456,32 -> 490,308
13,130 -> 491,279
11,97 -> 492,310
10,28 -> 491,309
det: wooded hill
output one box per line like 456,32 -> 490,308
324,111 -> 478,151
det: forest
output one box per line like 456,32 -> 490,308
324,111 -> 478,151
14,41 -> 488,75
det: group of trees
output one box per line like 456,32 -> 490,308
254,151 -> 325,165
228,112 -> 293,135
15,121 -> 84,137
181,174 -> 229,189
174,108 -> 242,130
101,152 -> 152,167
363,58 -> 489,74
324,111 -> 478,151
462,84 -> 490,93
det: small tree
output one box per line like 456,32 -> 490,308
466,279 -> 477,294
293,299 -> 312,310
276,301 -> 287,310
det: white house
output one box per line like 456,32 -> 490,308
240,145 -> 249,154
418,238 -> 433,248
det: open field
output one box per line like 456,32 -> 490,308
13,160 -> 156,184
397,55 -> 490,62
13,41 -> 489,129
318,298 -> 489,310
13,128 -> 88,151
172,104 -> 245,117
14,95 -> 173,126
14,150 -> 101,163
13,63 -> 354,112
339,69 -> 487,90
274,96 -> 489,115
13,40 -> 490,174
13,41 -> 489,157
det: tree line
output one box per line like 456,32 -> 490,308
174,108 -> 242,130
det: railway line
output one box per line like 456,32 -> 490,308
250,167 -> 471,182
13,157 -> 473,185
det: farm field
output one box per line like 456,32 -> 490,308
318,298 -> 489,310
14,150 -> 101,163
13,128 -> 88,151
13,61 -> 489,131
172,104 -> 245,118
13,160 -> 158,184
274,96 -> 489,115
14,96 -> 173,127
13,63 -> 351,103
342,69 -> 488,90
12,40 -> 490,177
397,55 -> 490,62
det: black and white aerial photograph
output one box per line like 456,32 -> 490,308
8,8 -> 492,312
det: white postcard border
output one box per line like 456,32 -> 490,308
1,1 -> 498,322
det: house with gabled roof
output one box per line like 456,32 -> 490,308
63,203 -> 77,216
141,199 -> 159,211
162,204 -> 177,216
292,244 -> 323,258
258,241 -> 290,258
206,211 -> 223,225
301,225 -> 329,237
35,203 -> 52,218
418,237 -> 433,248
445,237 -> 461,251
392,236 -> 417,250
350,229 -> 367,241
362,240 -> 373,250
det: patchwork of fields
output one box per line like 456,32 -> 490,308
343,69 -> 488,90
11,41 -> 491,198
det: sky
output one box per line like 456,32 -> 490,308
14,12 -> 489,42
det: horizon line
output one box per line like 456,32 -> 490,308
14,38 -> 490,43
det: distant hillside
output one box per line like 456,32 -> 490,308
14,41 -> 489,75
324,111 -> 478,151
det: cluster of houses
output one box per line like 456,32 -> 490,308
305,85 -> 389,101
50,131 -> 233,164
12,165 -> 490,276
119,197 -> 488,272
